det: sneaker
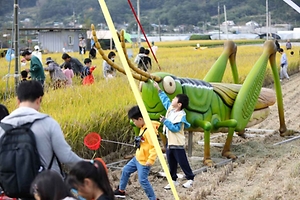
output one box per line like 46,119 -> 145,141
182,180 -> 193,188
164,181 -> 179,190
114,188 -> 126,199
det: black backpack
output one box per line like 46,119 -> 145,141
0,122 -> 54,198
138,56 -> 150,71
0,104 -> 9,121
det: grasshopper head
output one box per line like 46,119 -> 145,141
139,72 -> 183,120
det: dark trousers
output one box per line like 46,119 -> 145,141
79,46 -> 86,54
37,79 -> 44,87
166,147 -> 195,181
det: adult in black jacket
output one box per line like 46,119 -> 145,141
61,53 -> 84,77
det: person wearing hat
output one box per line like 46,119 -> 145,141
31,45 -> 43,64
22,50 -> 45,87
44,57 -> 67,89
60,53 -> 84,77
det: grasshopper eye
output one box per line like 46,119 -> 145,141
139,82 -> 144,92
162,76 -> 176,94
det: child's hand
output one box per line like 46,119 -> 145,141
145,162 -> 152,166
159,115 -> 166,123
153,82 -> 161,91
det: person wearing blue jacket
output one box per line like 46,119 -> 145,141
153,81 -> 195,190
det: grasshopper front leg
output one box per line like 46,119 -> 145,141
195,117 -> 238,166
212,119 -> 238,159
193,119 -> 214,166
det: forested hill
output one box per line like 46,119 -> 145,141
1,0 -> 300,29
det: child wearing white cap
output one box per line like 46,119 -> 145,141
32,45 -> 43,64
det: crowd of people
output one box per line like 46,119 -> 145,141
2,39 -> 295,199
0,79 -> 193,200
0,81 -> 116,200
20,50 -> 98,89
0,42 -> 195,200
19,41 -> 159,89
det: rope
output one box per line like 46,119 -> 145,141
2,74 -> 20,80
127,0 -> 161,70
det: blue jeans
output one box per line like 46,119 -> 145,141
119,157 -> 156,200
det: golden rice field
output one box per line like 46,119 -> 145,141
0,40 -> 299,158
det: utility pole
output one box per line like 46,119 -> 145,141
73,8 -> 76,27
266,0 -> 269,40
158,19 -> 162,41
218,3 -> 220,40
224,5 -> 228,40
14,0 -> 19,92
137,0 -> 141,47
269,12 -> 271,38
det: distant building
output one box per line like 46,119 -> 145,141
12,27 -> 88,53
222,21 -> 235,26
278,28 -> 300,40
245,21 -> 259,27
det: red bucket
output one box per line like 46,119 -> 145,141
84,132 -> 101,150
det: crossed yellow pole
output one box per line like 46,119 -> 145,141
97,0 -> 180,199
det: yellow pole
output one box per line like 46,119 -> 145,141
97,1 -> 179,199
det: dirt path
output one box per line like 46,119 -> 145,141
108,73 -> 300,200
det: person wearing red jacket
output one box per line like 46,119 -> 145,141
82,58 -> 97,85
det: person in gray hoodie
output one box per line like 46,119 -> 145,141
0,80 -> 82,174
44,57 -> 67,89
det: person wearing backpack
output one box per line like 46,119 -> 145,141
0,80 -> 82,199
142,49 -> 152,71
134,47 -> 146,70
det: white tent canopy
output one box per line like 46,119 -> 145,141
86,30 -> 112,39
86,30 -> 113,50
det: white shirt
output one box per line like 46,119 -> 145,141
151,45 -> 158,56
32,50 -> 43,64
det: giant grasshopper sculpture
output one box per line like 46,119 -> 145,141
91,25 -> 294,166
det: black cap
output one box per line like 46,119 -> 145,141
62,53 -> 71,60
45,57 -> 54,64
84,58 -> 92,64
21,50 -> 32,57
